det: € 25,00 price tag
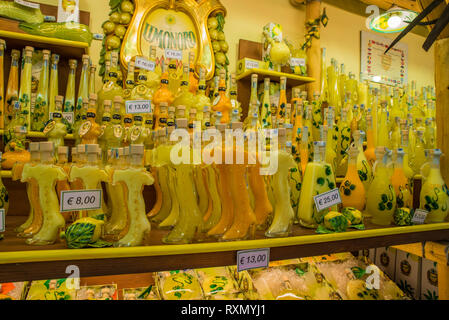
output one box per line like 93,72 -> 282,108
126,100 -> 152,114
412,209 -> 429,225
60,190 -> 102,212
237,248 -> 270,272
165,49 -> 183,61
0,209 -> 5,232
135,56 -> 156,71
314,188 -> 342,212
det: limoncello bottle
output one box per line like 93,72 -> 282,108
400,129 -> 414,180
354,130 -> 373,191
18,46 -> 34,129
377,102 -> 389,147
97,52 -> 123,122
73,98 -> 89,146
173,65 -> 195,113
64,59 -> 77,115
340,144 -> 366,211
391,148 -> 412,209
32,50 -> 50,132
229,73 -> 240,113
211,69 -> 232,124
89,63 -> 96,96
130,59 -> 152,101
424,118 -> 436,149
320,48 -> 329,104
324,124 -> 337,174
123,60 -> 135,101
167,58 -> 181,95
420,149 -> 449,223
188,51 -> 198,94
146,46 -> 160,94
311,91 -> 322,141
277,76 -> 287,119
153,61 -> 174,124
75,55 -> 90,125
5,49 -> 20,128
336,107 -> 351,176
47,54 -> 60,117
193,66 -> 210,121
98,100 -> 113,164
44,95 -> 67,153
366,147 -> 396,225
412,130 -> 426,176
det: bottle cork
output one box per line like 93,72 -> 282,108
69,59 -> 78,69
42,50 -> 51,59
231,122 -> 243,130
216,123 -> 226,133
176,118 -> 187,129
71,147 -> 77,162
189,51 -> 195,62
183,65 -> 189,74
103,100 -> 112,113
90,64 -> 97,72
24,46 -> 34,56
82,54 -> 90,64
0,39 -> 5,51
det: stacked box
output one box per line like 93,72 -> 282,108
375,247 -> 397,281
421,258 -> 438,300
359,248 -> 376,264
395,250 -> 422,299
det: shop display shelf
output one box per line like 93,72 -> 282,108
236,68 -> 315,87
1,215 -> 448,283
0,130 -> 74,140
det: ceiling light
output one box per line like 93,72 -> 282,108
370,6 -> 418,33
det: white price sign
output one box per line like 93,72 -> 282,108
126,100 -> 152,114
15,0 -> 40,9
290,58 -> 306,67
412,209 -> 429,225
62,112 -> 74,124
314,188 -> 342,212
245,60 -> 260,70
237,248 -> 270,272
165,49 -> 183,60
0,209 -> 4,232
60,190 -> 102,212
135,56 -> 155,71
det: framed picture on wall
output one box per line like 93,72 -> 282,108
360,30 -> 408,87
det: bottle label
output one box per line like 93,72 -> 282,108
124,118 -> 133,124
135,57 -> 155,71
43,120 -> 56,135
0,209 -> 4,232
145,120 -> 153,125
102,116 -> 111,122
213,96 -> 220,106
131,127 -> 142,142
113,125 -> 123,138
78,121 -> 92,137
290,58 -> 306,67
126,100 -> 152,114
412,209 -> 429,225
86,112 -> 96,119
159,118 -> 167,124
161,79 -> 169,84
165,49 -> 183,61
133,116 -> 143,122
167,121 -> 174,127
15,0 -> 40,9
181,81 -> 188,86
112,114 -> 121,120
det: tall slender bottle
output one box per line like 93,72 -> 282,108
391,148 -> 412,209
0,40 -> 5,129
76,55 -> 90,124
354,130 -> 373,191
5,49 -> 20,128
18,46 -> 34,129
64,59 -> 77,115
48,54 -> 59,115
123,60 -> 135,101
89,63 -> 96,96
277,76 -> 287,119
188,51 -> 198,94
249,74 -> 259,115
340,145 -> 366,211
173,65 -> 195,112
229,73 -> 240,112
261,78 -> 271,129
211,69 -> 232,124
146,46 -> 161,94
192,66 -> 210,121
320,48 -> 329,104
153,61 -> 174,124
32,50 -> 51,132
364,114 -> 376,166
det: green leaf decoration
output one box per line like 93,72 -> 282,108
351,266 -> 366,279
92,214 -> 105,221
316,225 -> 332,234
65,223 -> 96,249
138,285 -> 153,300
350,224 -> 365,230
88,240 -> 113,248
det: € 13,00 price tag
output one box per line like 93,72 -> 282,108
237,248 -> 270,272
412,209 -> 429,225
314,188 -> 342,212
135,56 -> 156,72
126,100 -> 152,114
0,209 -> 5,232
60,190 -> 102,212
165,49 -> 183,61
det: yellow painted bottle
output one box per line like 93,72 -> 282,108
5,49 -> 20,128
392,148 -> 412,209
354,130 -> 373,191
146,46 -> 161,94
277,76 -> 287,120
261,78 -> 272,129
48,54 -> 59,115
75,55 -> 90,125
32,50 -> 50,132
63,59 -> 77,119
420,149 -> 449,223
44,96 -> 67,154
173,65 -> 195,113
18,46 -> 34,129
89,63 -> 96,96
364,114 -> 376,167
340,145 -> 366,211
366,147 -> 396,225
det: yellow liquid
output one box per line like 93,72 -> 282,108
340,162 -> 366,211
420,166 -> 449,223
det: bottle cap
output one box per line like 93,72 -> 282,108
231,122 -> 243,130
176,105 -> 186,111
58,146 -> 69,155
11,49 -> 20,59
176,118 -> 187,129
77,144 -> 85,153
118,148 -> 124,157
39,141 -> 54,152
104,100 -> 112,108
30,142 -> 39,152
89,93 -> 98,101
130,144 -> 144,155
203,106 -> 210,113
69,59 -> 78,68
55,95 -> 64,104
189,108 -> 197,115
90,64 -> 97,71
168,106 -> 176,113
82,54 -> 90,63
160,102 -> 168,107
216,123 -> 226,133
183,65 -> 189,74
71,147 -> 77,156
85,144 -> 98,154
24,46 -> 34,56
0,39 -> 5,50
123,146 -> 130,156
113,96 -> 123,104
42,50 -> 51,59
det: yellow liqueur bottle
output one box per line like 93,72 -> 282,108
173,65 -> 195,113
392,148 -> 412,209
97,52 -> 123,122
277,76 -> 287,120
146,46 -> 161,94
18,46 -> 34,129
192,66 -> 210,121
89,63 -> 96,96
64,59 -> 77,115
75,55 -> 90,126
44,96 -> 67,153
48,54 -> 59,116
340,144 -> 366,211
32,50 -> 51,132
123,60 -> 135,101
5,49 -> 20,128
130,58 -> 153,101
354,130 -> 373,191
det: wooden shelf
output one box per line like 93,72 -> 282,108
1,215 -> 448,282
0,130 -> 74,140
236,68 -> 315,88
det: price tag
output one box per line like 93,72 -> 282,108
314,188 -> 342,212
126,100 -> 152,114
290,58 -> 306,67
92,33 -> 104,41
165,49 -> 183,61
237,248 -> 270,272
245,60 -> 260,70
62,112 -> 74,124
412,209 -> 429,225
0,209 -> 5,232
15,0 -> 40,9
135,56 -> 155,71
60,190 -> 102,212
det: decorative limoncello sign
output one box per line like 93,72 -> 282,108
120,0 -> 226,80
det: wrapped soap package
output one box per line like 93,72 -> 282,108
395,250 -> 422,300
315,254 -> 408,300
0,282 -> 27,300
26,279 -> 77,300
58,0 -> 79,23
227,266 -> 260,300
75,284 -> 118,300
421,258 -> 438,300
375,247 -> 397,281
195,267 -> 244,300
122,286 -> 160,300
155,270 -> 205,300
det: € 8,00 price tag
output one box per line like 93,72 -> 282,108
165,49 -> 183,61
15,0 -> 40,9
126,100 -> 152,114
0,209 -> 5,232
135,56 -> 155,71
245,60 -> 260,70
412,209 -> 429,225
314,188 -> 342,212
60,190 -> 102,212
237,248 -> 270,272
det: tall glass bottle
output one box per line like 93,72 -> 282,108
32,50 -> 51,132
391,148 -> 412,209
192,66 -> 210,121
18,46 -> 34,129
412,130 -> 426,176
211,69 -> 231,124
130,59 -> 152,101
146,46 -> 160,94
354,130 -> 373,191
97,52 -> 123,122
277,76 -> 287,119
48,54 -> 59,115
320,48 -> 329,104
64,59 -> 77,114
44,95 -> 67,152
123,60 -> 135,101
188,51 -> 198,94
173,65 -> 195,112
0,40 -> 4,130
420,149 -> 449,223
340,145 -> 366,211
5,49 -> 20,128
153,61 -> 174,124
76,55 -> 90,125
249,74 -> 259,114
89,63 -> 96,96
261,79 -> 272,129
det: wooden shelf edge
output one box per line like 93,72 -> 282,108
0,30 -> 89,50
0,130 -> 74,140
236,68 -> 316,85
1,222 -> 448,265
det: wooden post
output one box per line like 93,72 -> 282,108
306,0 -> 321,99
434,38 -> 449,184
